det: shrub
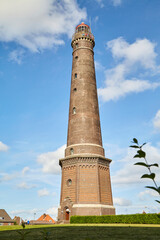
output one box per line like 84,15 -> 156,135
70,214 -> 160,224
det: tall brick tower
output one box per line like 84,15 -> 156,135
58,23 -> 115,222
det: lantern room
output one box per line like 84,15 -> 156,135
75,22 -> 91,33
71,22 -> 95,46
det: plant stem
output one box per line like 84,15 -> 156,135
143,156 -> 159,190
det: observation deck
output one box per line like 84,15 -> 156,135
71,22 -> 95,47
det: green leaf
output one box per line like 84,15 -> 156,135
134,162 -> 148,167
141,173 -> 155,180
134,162 -> 159,168
146,186 -> 160,194
132,138 -> 138,144
140,143 -> 146,148
137,149 -> 146,158
148,163 -> 159,168
130,145 -> 140,148
134,154 -> 141,158
155,200 -> 160,204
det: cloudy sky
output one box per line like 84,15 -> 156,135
0,0 -> 160,221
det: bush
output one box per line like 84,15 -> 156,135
70,214 -> 160,224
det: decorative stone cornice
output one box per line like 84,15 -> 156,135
59,155 -> 112,167
72,46 -> 94,54
72,204 -> 115,209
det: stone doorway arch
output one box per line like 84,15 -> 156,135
63,206 -> 70,220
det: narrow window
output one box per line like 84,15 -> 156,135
74,73 -> 77,79
75,43 -> 78,48
72,107 -> 76,114
73,88 -> 77,92
75,56 -> 78,60
70,148 -> 74,155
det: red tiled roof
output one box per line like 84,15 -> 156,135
76,22 -> 90,29
37,214 -> 55,223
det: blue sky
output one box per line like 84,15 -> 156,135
0,0 -> 160,221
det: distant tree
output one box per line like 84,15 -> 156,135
130,138 -> 160,203
21,221 -> 25,229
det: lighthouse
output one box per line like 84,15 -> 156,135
58,22 -> 115,222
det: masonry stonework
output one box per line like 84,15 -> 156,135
58,23 -> 115,222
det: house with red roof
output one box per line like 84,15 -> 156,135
30,213 -> 55,225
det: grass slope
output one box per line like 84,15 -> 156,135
0,225 -> 160,240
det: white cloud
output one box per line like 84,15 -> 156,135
153,110 -> 160,131
112,143 -> 160,186
113,197 -> 132,206
9,49 -> 25,64
37,144 -> 66,174
95,0 -> 104,8
96,0 -> 122,7
107,37 -> 157,69
0,173 -> 17,182
98,37 -> 160,102
22,166 -> 30,175
38,188 -> 49,197
139,189 -> 159,201
10,208 -> 42,220
0,0 -> 87,52
111,0 -> 122,7
94,16 -> 99,23
17,182 -> 36,189
95,60 -> 105,71
46,206 -> 58,220
0,141 -> 9,152
104,143 -> 126,159
10,207 -> 58,221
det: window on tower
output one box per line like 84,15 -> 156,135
74,73 -> 77,78
70,148 -> 74,155
73,88 -> 77,92
75,43 -> 78,48
67,179 -> 72,186
72,107 -> 76,114
75,56 -> 78,60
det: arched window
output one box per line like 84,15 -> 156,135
74,73 -> 77,79
67,179 -> 72,186
70,148 -> 74,155
72,107 -> 76,114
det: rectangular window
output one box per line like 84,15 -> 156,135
75,73 -> 77,79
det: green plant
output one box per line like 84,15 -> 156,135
21,221 -> 25,229
16,230 -> 30,240
70,214 -> 160,224
130,138 -> 160,203
41,229 -> 51,240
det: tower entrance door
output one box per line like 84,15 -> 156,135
64,207 -> 70,221
65,211 -> 69,220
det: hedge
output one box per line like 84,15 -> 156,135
70,214 -> 160,224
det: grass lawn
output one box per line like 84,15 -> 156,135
0,224 -> 160,240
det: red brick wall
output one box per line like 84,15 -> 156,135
61,165 -> 76,203
99,165 -> 113,205
66,36 -> 103,155
78,164 -> 98,203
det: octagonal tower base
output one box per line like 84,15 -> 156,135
58,155 -> 115,222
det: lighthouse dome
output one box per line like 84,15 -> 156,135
75,22 -> 91,33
